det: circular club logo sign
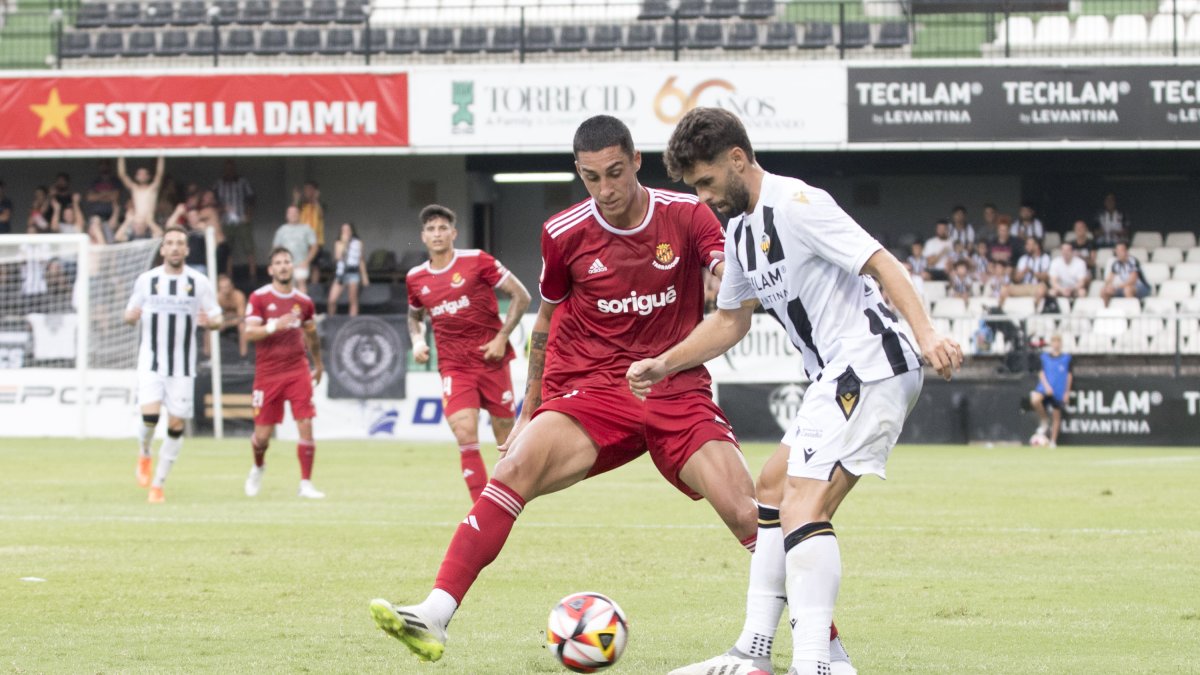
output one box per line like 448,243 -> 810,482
330,316 -> 404,398
769,383 -> 808,432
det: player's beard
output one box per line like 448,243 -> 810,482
724,169 -> 751,216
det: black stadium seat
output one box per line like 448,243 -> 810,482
273,0 -> 304,24
704,0 -> 740,19
875,21 -> 910,47
321,27 -> 356,53
690,21 -> 723,49
94,31 -> 125,56
740,0 -> 775,19
590,24 -> 622,51
110,2 -> 141,27
625,23 -> 656,50
240,0 -> 270,24
61,32 -> 92,58
364,27 -> 387,52
388,27 -> 421,53
289,28 -> 322,53
524,25 -> 555,52
762,21 -> 795,49
456,27 -> 489,53
175,0 -> 206,25
840,21 -> 871,48
559,25 -> 588,51
159,29 -> 190,54
256,28 -> 289,53
213,0 -> 238,23
307,0 -> 339,23
801,21 -> 832,48
142,1 -> 175,26
659,22 -> 690,50
422,26 -> 455,53
189,28 -> 217,54
638,0 -> 670,20
676,0 -> 704,19
338,0 -> 367,24
726,22 -> 757,49
489,26 -> 520,52
75,3 -> 108,29
126,30 -> 157,55
223,28 -> 255,54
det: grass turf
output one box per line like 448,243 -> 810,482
2,439 -> 1199,673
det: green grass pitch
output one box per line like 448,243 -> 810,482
2,438 -> 1199,673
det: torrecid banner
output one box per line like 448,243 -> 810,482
0,72 -> 408,151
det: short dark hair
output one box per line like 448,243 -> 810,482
304,180 -> 319,189
664,107 -> 755,181
163,225 -> 188,238
420,204 -> 456,227
952,205 -> 966,214
56,172 -> 70,181
983,202 -> 996,210
572,115 -> 634,159
269,246 -> 293,262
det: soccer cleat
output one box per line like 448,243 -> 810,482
1036,422 -> 1049,436
147,486 -> 164,503
298,480 -> 325,499
370,599 -> 447,662
667,649 -> 772,675
244,466 -> 264,497
830,636 -> 857,675
136,455 -> 153,488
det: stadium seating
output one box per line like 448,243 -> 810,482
110,3 -> 142,28
1072,15 -> 1109,46
223,28 -> 255,54
704,0 -> 740,20
288,27 -> 322,53
1131,231 -> 1163,248
307,0 -> 340,24
257,28 -> 289,53
638,0 -> 671,20
525,25 -> 555,51
840,21 -> 871,49
1173,263 -> 1200,282
1159,280 -> 1193,301
659,23 -> 690,50
1186,247 -> 1200,263
127,30 -> 158,55
996,16 -> 1035,47
801,21 -> 833,48
762,21 -> 796,49
1150,247 -> 1183,265
875,21 -> 909,48
322,27 -> 356,53
560,25 -> 589,51
455,26 -> 488,52
389,27 -> 421,53
1035,15 -> 1071,46
1111,14 -> 1149,45
740,0 -> 775,20
726,22 -> 757,49
1141,262 -> 1171,286
1148,13 -> 1185,44
590,24 -> 622,50
176,0 -> 206,25
489,26 -> 521,52
422,26 -> 455,52
143,1 -> 175,26
676,0 -> 704,19
95,31 -> 125,56
160,29 -> 191,54
691,21 -> 723,49
1165,232 -> 1197,248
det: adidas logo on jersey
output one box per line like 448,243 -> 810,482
587,258 -> 608,275
421,286 -> 431,295
430,294 -> 471,317
596,286 -> 678,316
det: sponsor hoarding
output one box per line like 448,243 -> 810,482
0,368 -> 140,437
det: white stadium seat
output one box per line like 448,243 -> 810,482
1142,297 -> 1178,315
1088,279 -> 1106,297
1186,247 -> 1200,263
968,296 -> 1000,316
1141,262 -> 1172,286
1148,13 -> 1185,43
1043,231 -> 1062,250
1165,232 -> 1197,248
1159,0 -> 1200,15
1036,15 -> 1071,44
1181,318 -> 1200,354
1003,296 -> 1038,319
1095,248 -> 1115,273
997,16 -> 1035,45
932,298 -> 968,318
1173,263 -> 1200,282
1131,232 -> 1162,249
1150,247 -> 1183,265
1188,14 -> 1200,44
1158,280 -> 1194,301
1070,297 -> 1104,316
1110,14 -> 1149,43
1072,14 -> 1110,45
923,280 -> 948,301
1108,297 -> 1142,316
1182,297 -> 1200,313
1128,246 -> 1150,264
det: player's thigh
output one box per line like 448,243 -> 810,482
162,376 -> 195,420
494,411 -> 599,500
252,379 -> 286,426
446,407 -> 481,445
441,370 -> 483,420
284,374 -> 316,421
478,366 -> 517,421
138,371 -> 166,410
645,390 -> 743,500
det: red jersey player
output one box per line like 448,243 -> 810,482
405,204 -> 531,502
371,115 -> 762,663
242,246 -> 326,499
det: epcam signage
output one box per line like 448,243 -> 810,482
0,73 -> 409,151
408,63 -> 846,151
848,65 -> 1200,143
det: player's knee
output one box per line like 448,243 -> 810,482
142,413 -> 160,427
167,426 -> 184,439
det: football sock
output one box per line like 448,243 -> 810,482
432,479 -> 525,621
297,440 -> 315,480
152,428 -> 184,488
252,437 -> 268,468
458,442 -> 488,502
138,414 -> 158,456
735,503 -> 785,660
785,521 -> 840,673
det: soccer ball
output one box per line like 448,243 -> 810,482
547,592 -> 628,673
1029,432 -> 1050,447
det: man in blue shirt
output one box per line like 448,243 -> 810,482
1031,334 -> 1072,447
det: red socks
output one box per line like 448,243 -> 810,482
434,479 -> 525,604
251,437 -> 267,468
297,440 -> 315,480
458,443 -> 488,502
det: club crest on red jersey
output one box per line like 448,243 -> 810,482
652,242 -> 680,270
450,272 -> 466,288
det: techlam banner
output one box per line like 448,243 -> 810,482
408,62 -> 847,152
848,65 -> 1200,144
0,72 -> 409,152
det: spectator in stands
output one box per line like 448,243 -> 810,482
1094,192 -> 1127,246
924,219 -> 953,281
292,181 -> 327,282
1030,334 -> 1072,448
117,156 -> 165,227
1014,203 -> 1044,242
49,193 -> 85,235
1005,236 -> 1050,308
948,259 -> 973,300
27,186 -> 52,233
1048,242 -> 1091,299
970,240 -> 991,283
207,273 -> 247,358
273,206 -> 318,293
49,172 -> 73,214
0,180 -> 12,235
156,175 -> 180,225
87,196 -> 122,245
214,159 -> 256,284
978,202 -> 999,242
114,210 -> 163,243
197,189 -> 227,272
987,217 -> 1022,264
84,159 -> 121,222
1100,241 -> 1150,305
984,259 -> 1011,300
949,205 -> 975,247
1066,219 -> 1098,270
327,222 -> 370,316
906,240 -> 931,281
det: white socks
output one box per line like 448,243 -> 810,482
152,432 -> 183,488
422,588 -> 459,628
734,504 -> 786,659
784,521 -> 841,673
137,422 -> 155,456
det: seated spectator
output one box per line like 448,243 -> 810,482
978,202 -> 999,242
1065,219 -> 1098,270
114,214 -> 162,242
87,194 -> 121,245
1100,241 -> 1150,304
906,241 -> 931,281
984,259 -> 1011,299
84,159 -> 121,222
1005,236 -> 1050,307
1094,191 -> 1128,246
948,259 -> 973,300
924,219 -> 954,281
0,180 -> 12,234
27,186 -> 52,233
327,222 -> 370,317
949,205 -> 975,247
970,240 -> 990,282
988,218 -> 1023,264
50,193 -> 85,235
1013,203 -> 1044,241
1048,242 -> 1090,299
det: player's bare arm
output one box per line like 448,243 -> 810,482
861,248 -> 963,380
245,312 -> 300,342
408,307 -> 430,364
303,321 -> 324,385
481,274 -> 531,361
626,299 -> 756,399
499,301 -> 553,453
124,306 -> 142,325
197,309 -> 222,330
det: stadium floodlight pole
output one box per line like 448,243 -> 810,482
206,226 -> 224,439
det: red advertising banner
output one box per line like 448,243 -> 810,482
0,73 -> 408,150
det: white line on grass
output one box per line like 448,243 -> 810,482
1091,456 -> 1200,466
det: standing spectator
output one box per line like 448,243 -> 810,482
923,219 -> 954,281
214,159 -> 256,283
117,156 -> 165,227
1030,334 -> 1072,448
87,193 -> 122,245
1047,242 -> 1091,299
1066,219 -> 1098,270
50,192 -> 85,234
156,175 -> 180,225
987,218 -> 1023,264
207,274 -> 247,358
906,241 -> 931,281
1005,236 -> 1050,307
28,186 -> 52,233
0,180 -> 13,234
196,189 -> 227,273
1013,203 -> 1044,242
292,181 -> 327,281
1094,192 -> 1127,246
327,222 -> 369,316
49,172 -> 73,213
949,205 -> 975,247
978,202 -> 999,241
948,259 -> 973,300
272,206 -> 318,293
1100,241 -> 1150,304
85,159 -> 121,222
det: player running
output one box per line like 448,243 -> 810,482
405,204 -> 531,502
628,108 -> 962,675
242,247 -> 326,499
371,115 -> 772,663
125,226 -> 222,503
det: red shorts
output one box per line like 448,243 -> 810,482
441,366 -> 516,420
253,369 -> 316,426
535,382 -> 739,500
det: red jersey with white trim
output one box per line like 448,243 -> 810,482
406,248 -> 515,371
245,286 -> 316,379
539,187 -> 725,398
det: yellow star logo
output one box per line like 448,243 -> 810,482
29,87 -> 78,138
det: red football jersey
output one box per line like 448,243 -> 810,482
245,286 -> 316,378
406,249 -> 515,371
539,188 -> 725,398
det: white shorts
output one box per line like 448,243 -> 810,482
783,368 -> 923,481
294,265 -> 310,281
137,372 -> 196,420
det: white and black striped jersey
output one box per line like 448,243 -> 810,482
1107,255 -> 1145,284
213,176 -> 254,225
1015,252 -> 1051,284
126,265 -> 220,377
718,172 -> 922,383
